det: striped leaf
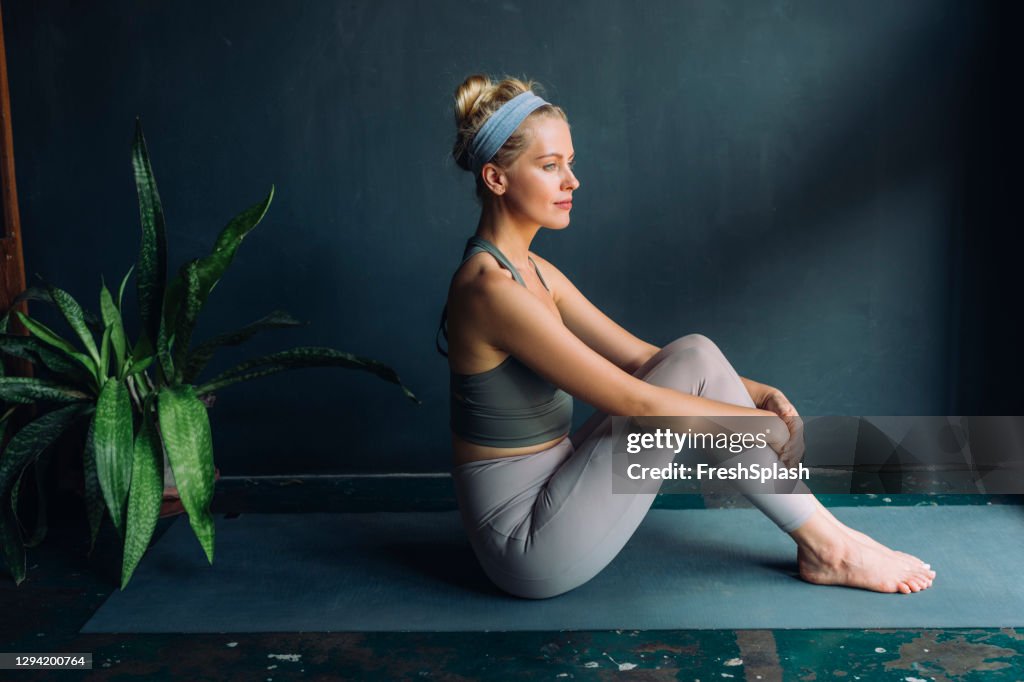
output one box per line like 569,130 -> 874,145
4,286 -> 104,334
0,403 -> 90,585
40,280 -> 100,368
99,324 -> 112,381
0,406 -> 15,446
0,377 -> 93,405
15,312 -> 98,382
182,310 -> 304,384
156,305 -> 175,384
0,333 -> 95,388
22,448 -> 53,549
15,311 -> 78,357
132,119 -> 169,383
125,355 -> 155,378
100,280 -> 127,374
81,415 -> 104,555
195,346 -> 420,404
157,384 -> 215,564
170,260 -> 202,384
121,397 -> 162,589
160,186 -> 275,350
92,378 -> 135,537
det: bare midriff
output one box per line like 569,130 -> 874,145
451,431 -> 570,467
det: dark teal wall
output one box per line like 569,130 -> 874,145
3,1 -> 1018,473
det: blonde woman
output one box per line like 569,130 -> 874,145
436,74 -> 936,600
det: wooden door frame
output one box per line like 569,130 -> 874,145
0,1 -> 32,380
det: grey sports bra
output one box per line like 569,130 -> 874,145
436,237 -> 573,448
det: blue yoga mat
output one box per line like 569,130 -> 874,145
81,505 -> 1024,632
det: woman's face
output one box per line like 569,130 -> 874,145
499,116 -> 579,229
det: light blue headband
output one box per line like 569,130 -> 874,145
469,91 -> 550,175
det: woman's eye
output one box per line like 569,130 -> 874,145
544,163 -> 557,171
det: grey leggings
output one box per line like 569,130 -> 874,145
450,333 -> 818,599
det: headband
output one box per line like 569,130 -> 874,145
468,91 -> 550,175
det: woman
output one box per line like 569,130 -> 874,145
436,74 -> 936,600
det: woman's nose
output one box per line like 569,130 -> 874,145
564,169 -> 580,190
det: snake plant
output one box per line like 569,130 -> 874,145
0,119 -> 419,589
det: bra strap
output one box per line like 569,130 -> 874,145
436,236 -> 547,357
463,236 -> 526,286
529,257 -> 551,292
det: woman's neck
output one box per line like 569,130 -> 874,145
475,206 -> 540,268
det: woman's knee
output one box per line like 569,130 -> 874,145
641,340 -> 722,392
663,333 -> 725,363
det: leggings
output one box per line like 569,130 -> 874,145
450,333 -> 818,599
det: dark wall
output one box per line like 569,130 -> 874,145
2,1 -> 1018,474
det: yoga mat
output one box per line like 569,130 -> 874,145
81,506 -> 1023,632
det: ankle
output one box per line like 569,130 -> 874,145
788,507 -> 844,557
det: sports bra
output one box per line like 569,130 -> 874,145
436,236 -> 573,448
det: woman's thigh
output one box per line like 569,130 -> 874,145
466,334 -> 749,598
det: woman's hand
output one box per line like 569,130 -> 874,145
758,388 -> 805,467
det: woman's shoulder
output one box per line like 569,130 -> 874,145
451,250 -> 514,290
448,252 -> 517,314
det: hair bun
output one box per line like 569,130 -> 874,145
451,74 -> 565,189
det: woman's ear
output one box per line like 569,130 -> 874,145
481,164 -> 507,196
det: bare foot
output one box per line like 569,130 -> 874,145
809,497 -> 931,569
791,508 -> 936,594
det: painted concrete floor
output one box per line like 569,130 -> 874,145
1,479 -> 1022,681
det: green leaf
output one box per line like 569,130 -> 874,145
100,280 -> 127,374
82,415 -> 104,555
15,312 -> 98,383
170,259 -> 202,384
156,306 -> 175,385
3,286 -> 104,334
0,377 -> 93,404
99,324 -> 112,380
0,333 -> 96,388
22,448 -> 52,548
125,355 -> 155,378
132,118 -> 169,383
16,311 -> 79,357
92,378 -> 134,537
157,384 -> 215,563
161,186 -> 275,348
182,310 -> 305,384
117,265 -> 135,313
0,403 -> 90,586
195,346 -> 420,404
121,396 -> 162,589
0,406 -> 16,446
38,279 -> 101,368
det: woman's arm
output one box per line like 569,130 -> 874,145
469,270 -> 789,443
531,254 -> 660,373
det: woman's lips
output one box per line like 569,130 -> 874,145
555,201 -> 573,210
